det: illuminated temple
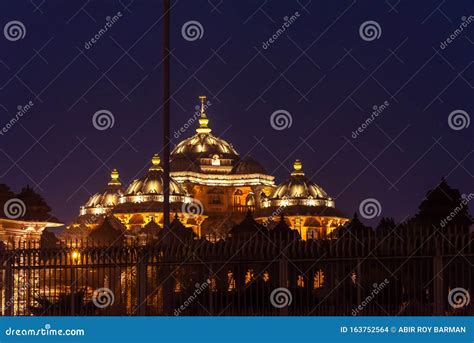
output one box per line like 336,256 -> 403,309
69,96 -> 348,240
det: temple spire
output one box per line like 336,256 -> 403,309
149,154 -> 163,171
196,95 -> 212,134
108,169 -> 122,186
291,159 -> 304,176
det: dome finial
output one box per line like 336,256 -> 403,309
291,159 -> 304,176
199,95 -> 206,115
196,95 -> 212,134
150,154 -> 163,171
108,168 -> 122,186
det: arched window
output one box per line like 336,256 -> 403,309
246,193 -> 256,206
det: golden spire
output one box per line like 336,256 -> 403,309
149,154 -> 163,171
108,168 -> 122,186
291,159 -> 304,176
196,95 -> 211,134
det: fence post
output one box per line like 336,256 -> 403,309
136,248 -> 147,316
4,259 -> 13,316
433,245 -> 444,315
356,258 -> 363,308
279,255 -> 289,316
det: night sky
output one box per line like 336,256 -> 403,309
0,0 -> 472,227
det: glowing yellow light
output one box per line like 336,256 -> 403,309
293,159 -> 302,171
71,250 -> 80,261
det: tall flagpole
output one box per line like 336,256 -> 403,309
162,0 -> 171,231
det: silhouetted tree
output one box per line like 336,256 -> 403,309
375,217 -> 397,237
331,213 -> 374,239
40,229 -> 61,249
0,184 -> 15,218
17,185 -> 60,222
406,178 -> 472,234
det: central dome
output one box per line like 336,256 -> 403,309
171,96 -> 239,174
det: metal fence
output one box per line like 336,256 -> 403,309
0,231 -> 472,316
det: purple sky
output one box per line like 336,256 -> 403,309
0,0 -> 472,225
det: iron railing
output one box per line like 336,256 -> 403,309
0,230 -> 472,316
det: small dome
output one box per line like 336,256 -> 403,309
232,156 -> 267,175
125,154 -> 185,196
83,169 -> 122,209
271,160 -> 329,200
